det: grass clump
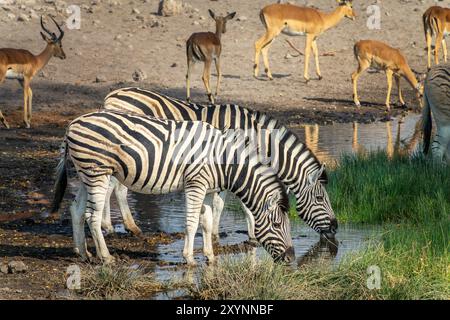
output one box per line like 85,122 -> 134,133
78,264 -> 164,299
327,152 -> 450,224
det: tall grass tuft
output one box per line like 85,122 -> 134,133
327,152 -> 450,224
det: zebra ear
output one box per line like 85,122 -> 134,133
308,164 -> 326,186
267,193 -> 280,211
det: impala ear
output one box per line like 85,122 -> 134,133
208,9 -> 216,20
226,12 -> 236,20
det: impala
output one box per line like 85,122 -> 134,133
186,10 -> 236,104
253,0 -> 356,82
351,40 -> 423,113
423,6 -> 450,70
0,16 -> 65,129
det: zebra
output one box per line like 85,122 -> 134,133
102,88 -> 338,241
51,110 -> 294,265
423,63 -> 450,164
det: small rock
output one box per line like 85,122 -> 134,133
17,14 -> 30,22
131,8 -> 140,14
8,261 -> 28,274
95,75 -> 107,83
132,69 -> 147,82
0,264 -> 8,274
237,16 -> 247,22
158,0 -> 183,17
171,63 -> 177,68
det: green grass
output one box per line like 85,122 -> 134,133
192,220 -> 449,300
327,152 -> 450,224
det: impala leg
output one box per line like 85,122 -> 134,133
27,87 -> 32,124
442,38 -> 447,62
115,181 -> 142,236
84,175 -> 115,264
385,69 -> 394,113
202,59 -> 214,104
426,31 -> 433,70
261,39 -> 275,80
311,39 -> 322,80
395,75 -> 406,107
435,33 -> 444,66
304,35 -> 314,83
214,57 -> 221,97
183,186 -> 207,266
19,79 -> 29,128
254,31 -> 277,79
186,59 -> 193,103
351,59 -> 369,108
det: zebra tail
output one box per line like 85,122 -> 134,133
422,92 -> 432,155
50,140 -> 69,213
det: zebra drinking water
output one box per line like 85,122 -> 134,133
51,110 -> 294,265
103,88 -> 337,241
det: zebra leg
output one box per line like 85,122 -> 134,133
211,192 -> 225,242
183,186 -> 207,266
84,175 -> 115,264
432,126 -> 450,163
114,180 -> 142,236
200,203 -> 215,264
101,180 -> 115,235
243,206 -> 258,245
70,184 -> 92,261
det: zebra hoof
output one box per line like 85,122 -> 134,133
185,258 -> 197,267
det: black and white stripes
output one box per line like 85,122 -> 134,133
52,110 -> 294,265
104,88 -> 337,237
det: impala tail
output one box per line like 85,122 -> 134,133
51,140 -> 69,213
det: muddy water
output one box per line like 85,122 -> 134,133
105,115 -> 422,284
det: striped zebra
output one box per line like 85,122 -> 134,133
103,88 -> 337,241
51,110 -> 294,265
423,63 -> 450,163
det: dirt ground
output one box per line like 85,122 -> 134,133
0,0 -> 442,299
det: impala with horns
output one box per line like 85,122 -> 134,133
0,16 -> 65,129
254,0 -> 356,82
351,40 -> 424,114
423,6 -> 450,70
186,9 -> 236,104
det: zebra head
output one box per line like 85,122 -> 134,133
296,164 -> 337,237
254,191 -> 295,263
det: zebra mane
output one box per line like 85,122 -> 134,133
250,109 -> 328,183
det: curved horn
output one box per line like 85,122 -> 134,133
50,16 -> 64,41
40,16 -> 53,38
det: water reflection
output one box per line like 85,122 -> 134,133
297,236 -> 339,266
298,115 -> 422,165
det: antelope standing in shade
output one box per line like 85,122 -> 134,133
253,0 -> 356,82
186,10 -> 236,104
423,6 -> 450,70
0,16 -> 66,129
422,63 -> 450,164
351,40 -> 423,113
